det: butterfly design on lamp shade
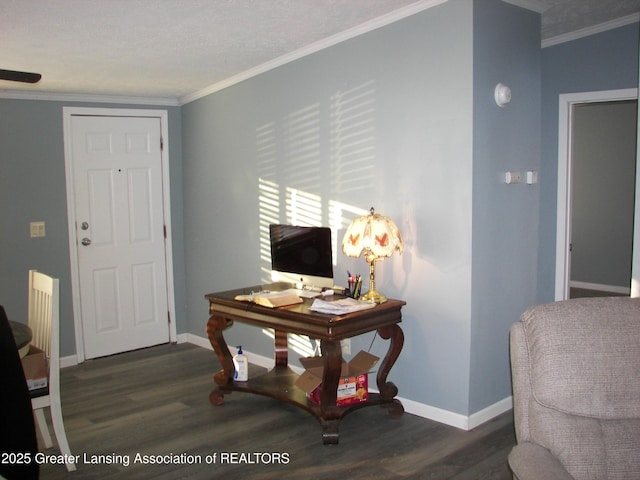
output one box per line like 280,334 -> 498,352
346,233 -> 361,248
376,233 -> 389,247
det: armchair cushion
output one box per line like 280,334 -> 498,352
524,298 -> 640,418
510,297 -> 640,480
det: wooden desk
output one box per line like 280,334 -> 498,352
205,283 -> 406,444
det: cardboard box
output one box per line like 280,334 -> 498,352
295,350 -> 378,406
21,345 -> 48,391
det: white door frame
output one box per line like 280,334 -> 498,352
63,107 -> 177,363
555,88 -> 639,300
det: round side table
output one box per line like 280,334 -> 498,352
9,321 -> 32,358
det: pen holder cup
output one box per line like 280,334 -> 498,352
347,280 -> 356,298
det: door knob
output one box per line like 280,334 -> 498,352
81,237 -> 92,246
81,221 -> 89,230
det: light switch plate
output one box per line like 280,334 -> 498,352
505,172 -> 522,184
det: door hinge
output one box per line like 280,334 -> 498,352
163,225 -> 167,238
167,311 -> 171,324
160,136 -> 164,151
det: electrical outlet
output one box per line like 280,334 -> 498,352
30,221 -> 46,238
341,339 -> 351,356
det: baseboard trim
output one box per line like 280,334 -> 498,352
182,333 -> 512,430
570,280 -> 631,295
60,355 -> 79,369
468,396 -> 513,430
399,397 -> 470,429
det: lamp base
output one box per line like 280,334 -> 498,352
358,289 -> 387,304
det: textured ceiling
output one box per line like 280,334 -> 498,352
541,0 -> 639,38
0,0 -> 638,103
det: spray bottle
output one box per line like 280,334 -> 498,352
233,346 -> 248,381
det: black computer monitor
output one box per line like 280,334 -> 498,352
269,224 -> 334,290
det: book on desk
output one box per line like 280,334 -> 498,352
234,290 -> 303,308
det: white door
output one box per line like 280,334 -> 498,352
69,114 -> 170,359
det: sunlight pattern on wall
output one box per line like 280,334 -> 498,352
283,103 -> 322,194
286,188 -> 322,227
329,80 -> 377,196
254,80 -> 378,359
328,200 -> 369,259
258,179 -> 280,269
256,122 -> 281,280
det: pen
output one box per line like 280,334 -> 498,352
347,271 -> 356,297
354,275 -> 362,298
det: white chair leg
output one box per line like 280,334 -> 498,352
49,400 -> 76,472
33,407 -> 53,449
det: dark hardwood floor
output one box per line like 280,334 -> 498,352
37,343 -> 516,479
570,287 -> 628,298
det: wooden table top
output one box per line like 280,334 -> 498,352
206,283 -> 405,340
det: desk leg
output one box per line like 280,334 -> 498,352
274,329 -> 288,368
376,324 -> 405,418
206,314 -> 234,405
319,339 -> 342,444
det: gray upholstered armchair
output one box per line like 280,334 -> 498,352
508,296 -> 640,480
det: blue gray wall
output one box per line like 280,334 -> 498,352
470,0 -> 541,413
538,23 -> 640,302
0,99 -> 186,357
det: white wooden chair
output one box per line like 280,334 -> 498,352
28,270 -> 76,472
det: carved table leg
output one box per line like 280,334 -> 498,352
319,339 -> 342,444
206,314 -> 234,404
376,324 -> 405,418
274,329 -> 288,368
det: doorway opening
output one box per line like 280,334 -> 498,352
555,89 -> 638,300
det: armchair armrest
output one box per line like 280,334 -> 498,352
508,443 -> 575,480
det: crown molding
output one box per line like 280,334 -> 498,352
179,0 -> 448,105
542,12 -> 640,48
0,89 -> 180,106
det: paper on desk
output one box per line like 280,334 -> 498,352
309,297 -> 376,314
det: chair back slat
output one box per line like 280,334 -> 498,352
27,270 -> 59,362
